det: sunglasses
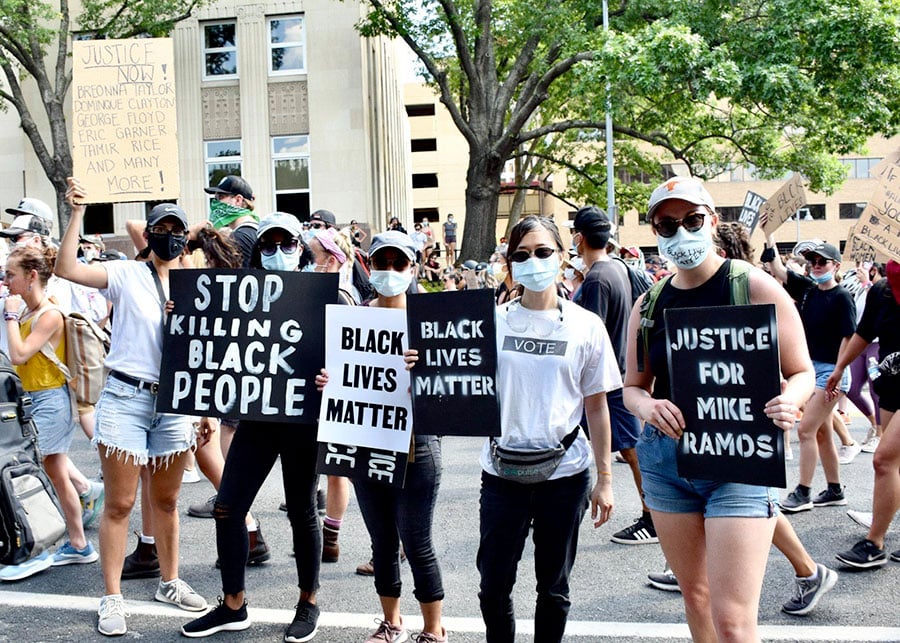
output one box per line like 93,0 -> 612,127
148,225 -> 186,238
652,211 -> 707,238
259,238 -> 300,256
310,222 -> 326,229
509,247 -> 556,263
372,255 -> 411,271
807,257 -> 833,268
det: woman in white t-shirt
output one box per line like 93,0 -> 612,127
475,215 -> 620,642
57,180 -> 207,637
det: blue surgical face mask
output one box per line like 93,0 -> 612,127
369,269 -> 413,297
511,253 -> 560,293
261,248 -> 301,272
656,220 -> 712,270
811,270 -> 834,284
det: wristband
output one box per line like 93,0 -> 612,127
598,471 -> 612,476
760,246 -> 776,263
3,311 -> 20,321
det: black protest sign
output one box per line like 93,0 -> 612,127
666,304 -> 785,487
738,191 -> 765,236
407,289 -> 500,437
157,269 -> 338,421
316,442 -> 408,489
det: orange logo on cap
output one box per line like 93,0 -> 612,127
664,179 -> 681,192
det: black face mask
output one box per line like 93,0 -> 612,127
147,232 -> 187,261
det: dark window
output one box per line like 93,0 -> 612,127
789,204 -> 826,221
717,206 -> 742,222
275,192 -> 310,220
411,138 -> 437,152
413,208 -> 439,222
83,203 -> 114,235
839,202 -> 867,219
412,173 -> 439,189
405,104 -> 436,117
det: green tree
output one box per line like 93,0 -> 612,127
0,0 -> 207,229
359,0 -> 900,261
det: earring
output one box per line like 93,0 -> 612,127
27,283 -> 32,293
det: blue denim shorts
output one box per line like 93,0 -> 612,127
93,375 -> 194,467
813,360 -> 849,392
30,385 -> 78,456
609,388 -> 641,452
636,424 -> 777,518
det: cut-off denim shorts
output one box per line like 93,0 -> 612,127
93,375 -> 194,467
637,424 -> 778,518
30,385 -> 78,456
813,360 -> 850,393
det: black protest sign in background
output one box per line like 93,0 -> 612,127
407,289 -> 501,437
157,269 -> 338,422
666,304 -> 785,487
738,191 -> 765,236
316,442 -> 408,489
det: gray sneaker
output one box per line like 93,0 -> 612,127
781,563 -> 838,616
97,594 -> 128,636
781,487 -> 813,513
187,494 -> 216,519
647,565 -> 680,592
365,619 -> 409,643
813,486 -> 847,507
155,578 -> 208,612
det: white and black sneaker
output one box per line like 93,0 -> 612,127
182,598 -> 251,638
813,486 -> 847,507
781,563 -> 838,616
611,516 -> 658,545
647,565 -> 680,592
836,539 -> 887,569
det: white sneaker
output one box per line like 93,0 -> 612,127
182,468 -> 201,484
98,594 -> 128,636
847,509 -> 873,530
155,578 -> 208,612
860,428 -> 880,453
838,441 -> 862,465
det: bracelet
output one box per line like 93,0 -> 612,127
3,311 -> 19,321
598,471 -> 612,476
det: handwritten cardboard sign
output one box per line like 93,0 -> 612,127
156,270 -> 337,421
760,174 -> 807,235
317,306 -> 413,453
72,38 -> 179,203
852,206 -> 900,263
870,150 -> 900,183
666,304 -> 785,487
407,290 -> 500,437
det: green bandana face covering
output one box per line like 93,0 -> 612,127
209,199 -> 255,230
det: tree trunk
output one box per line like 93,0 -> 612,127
459,148 -> 504,262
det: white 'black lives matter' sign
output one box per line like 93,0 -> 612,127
407,289 -> 500,437
157,269 -> 337,421
666,304 -> 786,487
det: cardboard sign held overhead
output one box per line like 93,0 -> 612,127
760,174 -> 808,235
72,38 -> 179,203
852,205 -> 900,263
870,149 -> 900,184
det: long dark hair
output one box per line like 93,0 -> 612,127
189,223 -> 243,268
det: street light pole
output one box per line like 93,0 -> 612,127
603,0 -> 616,225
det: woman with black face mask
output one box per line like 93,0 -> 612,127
56,179 -> 208,637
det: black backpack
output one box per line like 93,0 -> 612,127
0,352 -> 66,565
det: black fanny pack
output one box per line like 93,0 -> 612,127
490,426 -> 581,484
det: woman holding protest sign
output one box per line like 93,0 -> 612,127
624,177 -> 814,642
316,230 -> 447,643
181,212 -> 323,642
57,179 -> 207,637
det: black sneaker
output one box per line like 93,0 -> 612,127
611,516 -> 659,545
284,601 -> 319,642
835,539 -> 887,569
781,487 -> 813,513
813,486 -> 847,507
891,550 -> 900,563
647,565 -> 680,592
781,563 -> 838,616
316,489 -> 326,517
181,598 -> 251,638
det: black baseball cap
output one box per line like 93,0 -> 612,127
571,206 -> 611,233
204,175 -> 255,201
147,203 -> 188,229
310,210 -> 336,227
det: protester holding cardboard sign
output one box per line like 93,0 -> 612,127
57,179 -> 207,637
624,177 -> 814,642
181,213 -> 325,642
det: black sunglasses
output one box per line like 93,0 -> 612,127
259,238 -> 300,256
807,256 -> 833,268
652,211 -> 707,238
509,246 -> 556,263
372,255 -> 411,271
310,222 -> 327,229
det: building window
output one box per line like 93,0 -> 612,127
789,204 -> 826,221
411,138 -> 437,152
82,203 -> 114,235
203,21 -> 237,79
272,135 -> 310,219
840,158 -> 880,179
839,202 -> 867,219
412,173 -> 439,189
717,206 -> 742,222
413,208 -> 440,222
205,140 -> 242,188
269,15 -> 306,75
406,104 -> 436,117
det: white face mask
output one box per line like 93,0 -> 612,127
656,220 -> 712,270
260,249 -> 301,272
511,253 -> 560,293
563,268 -> 575,281
369,269 -> 413,297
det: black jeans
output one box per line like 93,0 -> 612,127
214,420 -> 321,595
353,435 -> 444,603
477,468 -> 590,643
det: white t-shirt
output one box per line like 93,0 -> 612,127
480,298 -> 623,479
101,261 -> 166,382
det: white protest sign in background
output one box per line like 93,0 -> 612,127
318,306 -> 412,453
72,38 -> 179,203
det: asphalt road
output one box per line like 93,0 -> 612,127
0,415 -> 897,642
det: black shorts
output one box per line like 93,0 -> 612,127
874,376 -> 900,413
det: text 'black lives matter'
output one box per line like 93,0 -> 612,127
157,269 -> 337,421
408,289 -> 500,437
666,304 -> 785,487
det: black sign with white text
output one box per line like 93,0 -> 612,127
407,290 -> 501,437
157,269 -> 338,421
316,442 -> 408,489
666,305 -> 785,487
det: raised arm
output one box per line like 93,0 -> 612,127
762,232 -> 788,284
55,178 -> 109,290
